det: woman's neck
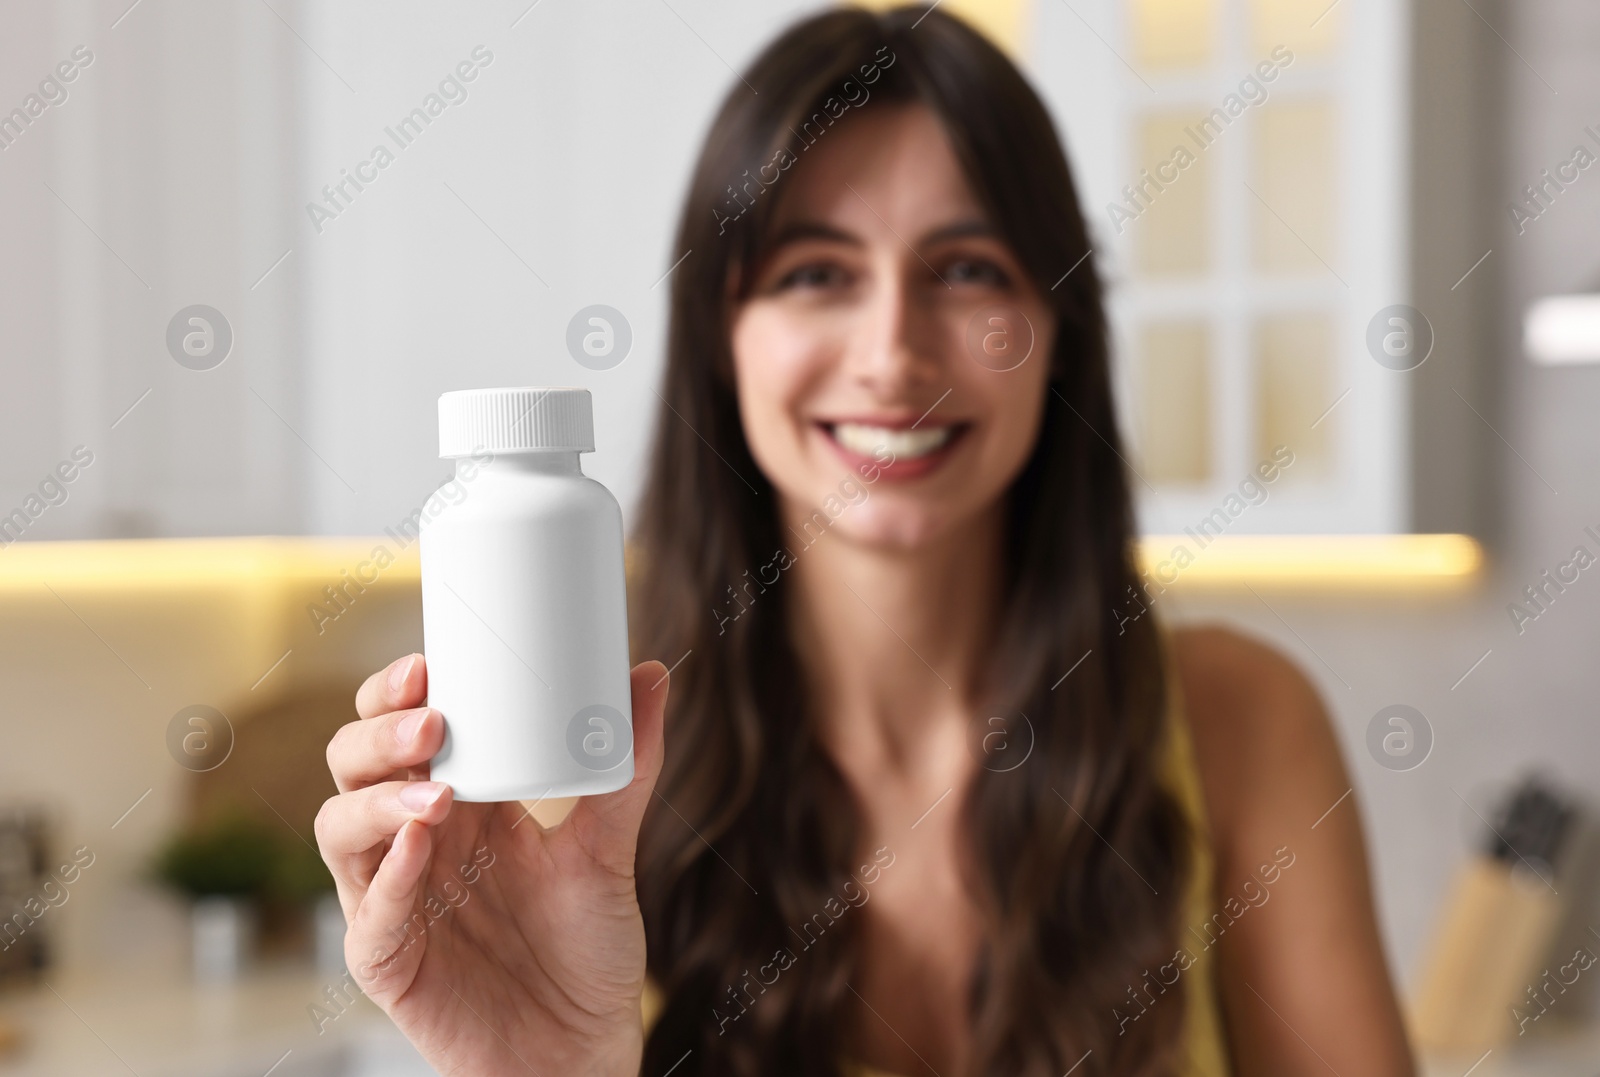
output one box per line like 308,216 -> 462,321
782,498 -> 1006,780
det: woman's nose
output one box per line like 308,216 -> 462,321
843,270 -> 942,395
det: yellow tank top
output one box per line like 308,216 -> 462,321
636,636 -> 1232,1075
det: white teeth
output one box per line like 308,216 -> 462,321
830,422 -> 955,460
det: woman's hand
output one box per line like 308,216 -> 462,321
315,652 -> 669,1076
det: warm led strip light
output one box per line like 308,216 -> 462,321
0,534 -> 1482,592
1136,533 -> 1483,586
0,536 -> 421,594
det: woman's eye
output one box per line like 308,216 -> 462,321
776,262 -> 847,290
944,257 -> 1010,287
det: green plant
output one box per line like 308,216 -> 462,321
150,810 -> 283,900
266,834 -> 336,903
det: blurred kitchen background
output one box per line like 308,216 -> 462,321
2,0 -> 1599,1073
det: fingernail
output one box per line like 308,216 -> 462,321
396,708 -> 428,746
399,782 -> 444,812
388,655 -> 415,694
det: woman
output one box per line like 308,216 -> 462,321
314,6 -> 1415,1075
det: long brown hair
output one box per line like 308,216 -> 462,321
629,6 -> 1192,1075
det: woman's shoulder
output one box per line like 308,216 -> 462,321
1167,621 -> 1338,759
1165,622 -> 1348,864
1168,621 -> 1328,714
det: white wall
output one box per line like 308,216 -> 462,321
294,0 -> 816,533
0,0 -> 305,539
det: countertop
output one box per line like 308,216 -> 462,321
0,960 -> 437,1077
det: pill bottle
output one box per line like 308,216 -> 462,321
420,386 -> 634,801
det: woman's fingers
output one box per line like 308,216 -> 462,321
356,653 -> 428,721
345,818 -> 433,1005
328,707 -> 444,793
324,654 -> 447,1001
315,779 -> 453,897
565,660 -> 670,876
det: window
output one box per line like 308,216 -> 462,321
1060,0 -> 1411,535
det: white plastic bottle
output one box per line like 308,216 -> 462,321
419,386 -> 634,801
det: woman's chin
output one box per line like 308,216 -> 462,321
826,502 -> 955,552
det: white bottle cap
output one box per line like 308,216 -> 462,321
438,386 -> 595,458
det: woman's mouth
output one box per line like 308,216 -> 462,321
817,420 -> 971,480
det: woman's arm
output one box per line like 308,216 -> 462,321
1174,625 -> 1417,1077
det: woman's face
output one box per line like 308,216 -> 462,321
730,102 -> 1056,551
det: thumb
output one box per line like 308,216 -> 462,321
565,659 -> 670,872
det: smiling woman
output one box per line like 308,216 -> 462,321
313,6 -> 1415,1077
726,101 -> 1055,544
627,7 -> 1199,1075
625,6 -> 1412,1076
